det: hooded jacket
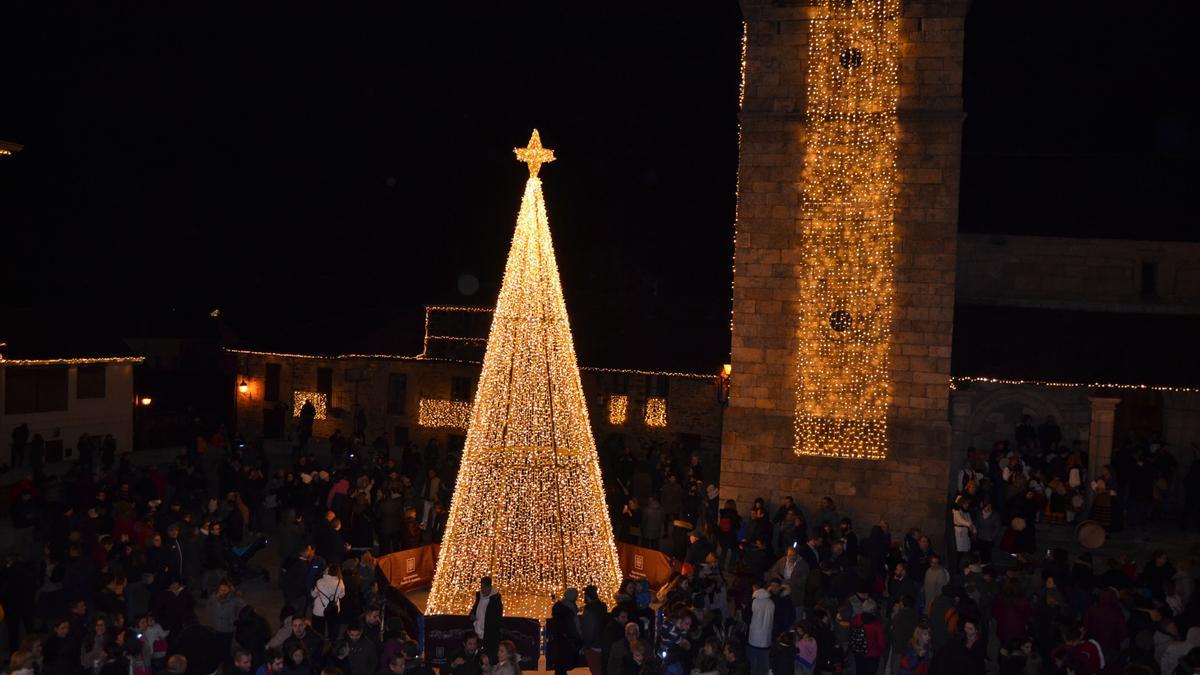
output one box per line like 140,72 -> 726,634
748,588 -> 776,649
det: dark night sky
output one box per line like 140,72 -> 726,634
1,1 -> 1194,371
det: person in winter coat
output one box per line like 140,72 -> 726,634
468,577 -> 503,664
769,630 -> 797,675
310,565 -> 345,638
1160,626 -> 1200,675
579,585 -> 607,675
747,582 -> 775,675
546,589 -> 582,675
924,555 -> 951,615
899,624 -> 932,675
767,546 -> 810,602
333,621 -> 378,675
928,586 -> 959,651
992,582 -> 1033,646
640,497 -> 666,550
1083,588 -> 1127,668
888,594 -> 918,675
849,601 -> 887,675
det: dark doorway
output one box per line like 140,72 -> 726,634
264,407 -> 286,440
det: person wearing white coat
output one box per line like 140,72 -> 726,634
310,564 -> 345,638
746,583 -> 775,675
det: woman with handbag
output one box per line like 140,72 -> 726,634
310,564 -> 345,638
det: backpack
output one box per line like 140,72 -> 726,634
849,625 -> 868,655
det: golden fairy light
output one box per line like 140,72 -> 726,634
426,130 -> 621,619
608,395 -> 629,425
644,397 -> 668,428
292,391 -> 328,420
417,398 -> 472,429
794,0 -> 900,460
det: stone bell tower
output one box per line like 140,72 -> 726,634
721,0 -> 966,538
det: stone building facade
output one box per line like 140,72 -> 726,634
958,234 -> 1200,315
229,341 -> 725,471
721,0 -> 968,537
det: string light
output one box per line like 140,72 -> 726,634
730,20 -> 748,339
427,131 -> 621,619
607,395 -> 629,425
0,356 -> 144,365
644,397 -> 668,428
793,0 -> 900,461
292,391 -> 328,420
951,376 -> 1200,395
417,398 -> 473,429
419,305 -> 494,357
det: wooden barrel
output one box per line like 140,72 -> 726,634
1076,520 -> 1107,549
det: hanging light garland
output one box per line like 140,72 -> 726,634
607,395 -> 629,425
418,398 -> 473,429
644,397 -> 669,428
292,391 -> 328,420
426,131 -> 622,619
794,0 -> 900,461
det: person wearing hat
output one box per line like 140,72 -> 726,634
546,588 -> 582,675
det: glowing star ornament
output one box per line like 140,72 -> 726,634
513,129 -> 555,178
426,131 -> 621,619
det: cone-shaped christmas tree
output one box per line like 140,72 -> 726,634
426,130 -> 622,619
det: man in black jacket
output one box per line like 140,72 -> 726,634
547,589 -> 582,675
467,577 -> 503,663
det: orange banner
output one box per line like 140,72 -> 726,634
616,542 -> 676,590
377,545 -> 440,592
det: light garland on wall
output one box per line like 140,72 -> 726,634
225,349 -> 720,380
419,305 -> 494,357
644,397 -> 669,428
607,395 -> 629,425
427,131 -> 621,620
292,391 -> 328,420
730,20 -> 747,338
793,0 -> 900,461
951,376 -> 1200,395
417,398 -> 473,429
0,356 -> 144,366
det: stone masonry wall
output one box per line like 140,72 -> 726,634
232,353 -> 723,470
958,234 -> 1200,314
721,0 -> 966,540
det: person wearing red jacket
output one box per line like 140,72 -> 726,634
1052,624 -> 1104,675
1083,589 -> 1127,673
850,600 -> 887,675
992,582 -> 1033,645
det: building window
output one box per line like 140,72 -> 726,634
645,374 -> 669,399
608,395 -> 629,425
387,373 -> 408,415
645,397 -> 668,428
5,366 -> 69,414
1141,261 -> 1159,297
394,426 -> 410,448
451,376 -> 473,402
265,363 -> 281,402
76,365 -> 107,399
317,367 -> 333,398
609,373 -> 629,394
292,391 -> 328,419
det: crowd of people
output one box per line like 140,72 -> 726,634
2,414 -> 1199,675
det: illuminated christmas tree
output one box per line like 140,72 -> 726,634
426,131 -> 622,619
